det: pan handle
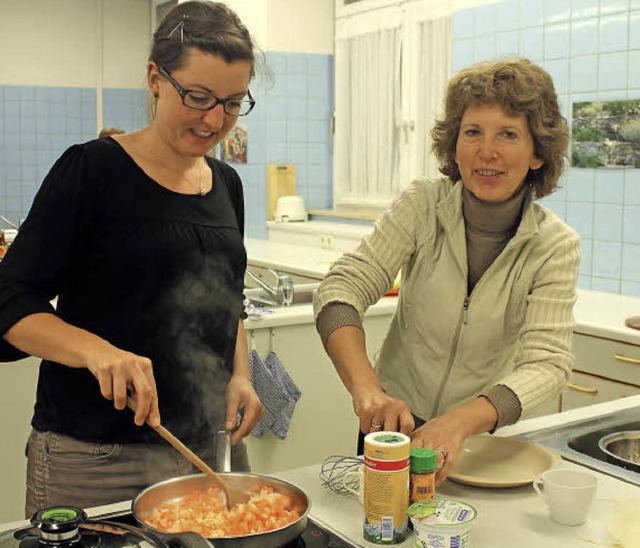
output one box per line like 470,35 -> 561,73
164,531 -> 216,548
216,430 -> 231,473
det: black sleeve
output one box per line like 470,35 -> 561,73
0,144 -> 96,361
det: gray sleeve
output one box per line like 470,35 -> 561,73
315,302 -> 363,348
481,384 -> 522,431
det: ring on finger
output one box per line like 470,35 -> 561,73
435,448 -> 448,468
370,422 -> 383,431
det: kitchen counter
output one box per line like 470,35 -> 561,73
280,394 -> 640,548
2,396 -> 638,545
244,239 -> 640,345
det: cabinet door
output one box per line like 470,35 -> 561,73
244,314 -> 393,473
561,371 -> 639,411
0,356 -> 40,522
573,333 -> 640,385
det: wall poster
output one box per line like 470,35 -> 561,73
572,99 -> 640,168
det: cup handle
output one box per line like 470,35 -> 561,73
342,471 -> 361,497
533,478 -> 547,503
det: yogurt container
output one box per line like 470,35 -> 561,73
407,499 -> 478,548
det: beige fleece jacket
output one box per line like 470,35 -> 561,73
313,178 -> 581,421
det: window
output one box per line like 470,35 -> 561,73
333,0 -> 452,209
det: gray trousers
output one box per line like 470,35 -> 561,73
25,428 -> 250,518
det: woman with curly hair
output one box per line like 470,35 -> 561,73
314,57 -> 580,483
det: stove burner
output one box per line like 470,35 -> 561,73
101,512 -> 356,548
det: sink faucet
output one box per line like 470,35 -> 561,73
246,269 -> 294,306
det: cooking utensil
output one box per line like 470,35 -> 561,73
126,397 -> 233,508
598,431 -> 640,472
132,473 -> 310,548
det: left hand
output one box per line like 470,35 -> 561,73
410,415 -> 467,485
410,397 -> 499,485
224,374 -> 265,445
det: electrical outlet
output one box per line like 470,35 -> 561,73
320,234 -> 334,249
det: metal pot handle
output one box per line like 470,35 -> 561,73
163,531 -> 216,548
215,430 -> 231,473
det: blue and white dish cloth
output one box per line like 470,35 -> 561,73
249,349 -> 301,439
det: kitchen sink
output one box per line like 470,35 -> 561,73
244,282 -> 319,308
516,404 -> 640,486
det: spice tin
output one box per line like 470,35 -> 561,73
363,431 -> 410,544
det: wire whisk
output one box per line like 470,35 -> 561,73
319,455 -> 363,496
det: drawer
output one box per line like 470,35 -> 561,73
573,333 -> 640,385
561,371 -> 639,411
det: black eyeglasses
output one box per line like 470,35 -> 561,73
158,66 -> 255,116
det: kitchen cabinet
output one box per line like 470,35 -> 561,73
561,371 -> 639,410
562,333 -> 640,411
244,312 -> 393,474
0,356 -> 39,523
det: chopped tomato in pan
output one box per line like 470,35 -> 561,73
144,485 -> 301,537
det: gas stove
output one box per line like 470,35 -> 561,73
98,510 -> 359,548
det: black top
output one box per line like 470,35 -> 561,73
0,137 -> 247,443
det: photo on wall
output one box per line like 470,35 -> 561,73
572,99 -> 640,168
220,123 -> 248,164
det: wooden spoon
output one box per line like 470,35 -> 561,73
126,397 -> 233,509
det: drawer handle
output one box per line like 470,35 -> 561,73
614,353 -> 640,366
566,382 -> 598,394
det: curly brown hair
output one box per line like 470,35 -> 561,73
431,58 -> 569,199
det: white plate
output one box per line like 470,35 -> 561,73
448,436 -> 561,488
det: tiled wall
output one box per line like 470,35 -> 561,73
0,51 -> 333,241
0,87 -> 147,226
452,0 -> 640,297
234,51 -> 334,239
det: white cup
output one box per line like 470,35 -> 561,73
343,467 -> 364,504
533,468 -> 597,526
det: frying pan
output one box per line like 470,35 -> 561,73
132,472 -> 310,548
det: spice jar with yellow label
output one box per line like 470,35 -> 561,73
409,448 -> 437,503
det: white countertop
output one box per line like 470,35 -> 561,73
276,395 -> 640,548
4,396 -> 638,546
245,238 -> 342,280
574,288 -> 640,345
244,239 -> 640,345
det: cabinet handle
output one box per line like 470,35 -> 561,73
566,382 -> 598,394
614,353 -> 640,366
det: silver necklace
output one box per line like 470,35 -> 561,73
183,159 -> 207,196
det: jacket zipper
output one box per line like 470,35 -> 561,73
430,297 -> 468,416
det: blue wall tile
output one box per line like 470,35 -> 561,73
519,27 -> 544,60
495,0 -> 519,31
545,0 -> 571,23
572,0 -> 600,19
544,23 -> 571,59
594,169 -> 625,203
592,241 -> 622,277
567,202 -> 594,236
571,18 -> 599,55
623,205 -> 640,243
599,14 -> 629,52
519,0 -> 544,27
598,52 -> 628,90
593,204 -> 623,240
625,170 -> 640,204
622,243 -> 640,277
570,55 -> 598,92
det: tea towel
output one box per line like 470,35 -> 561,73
249,349 -> 301,439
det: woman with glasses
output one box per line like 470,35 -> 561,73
0,1 -> 264,515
